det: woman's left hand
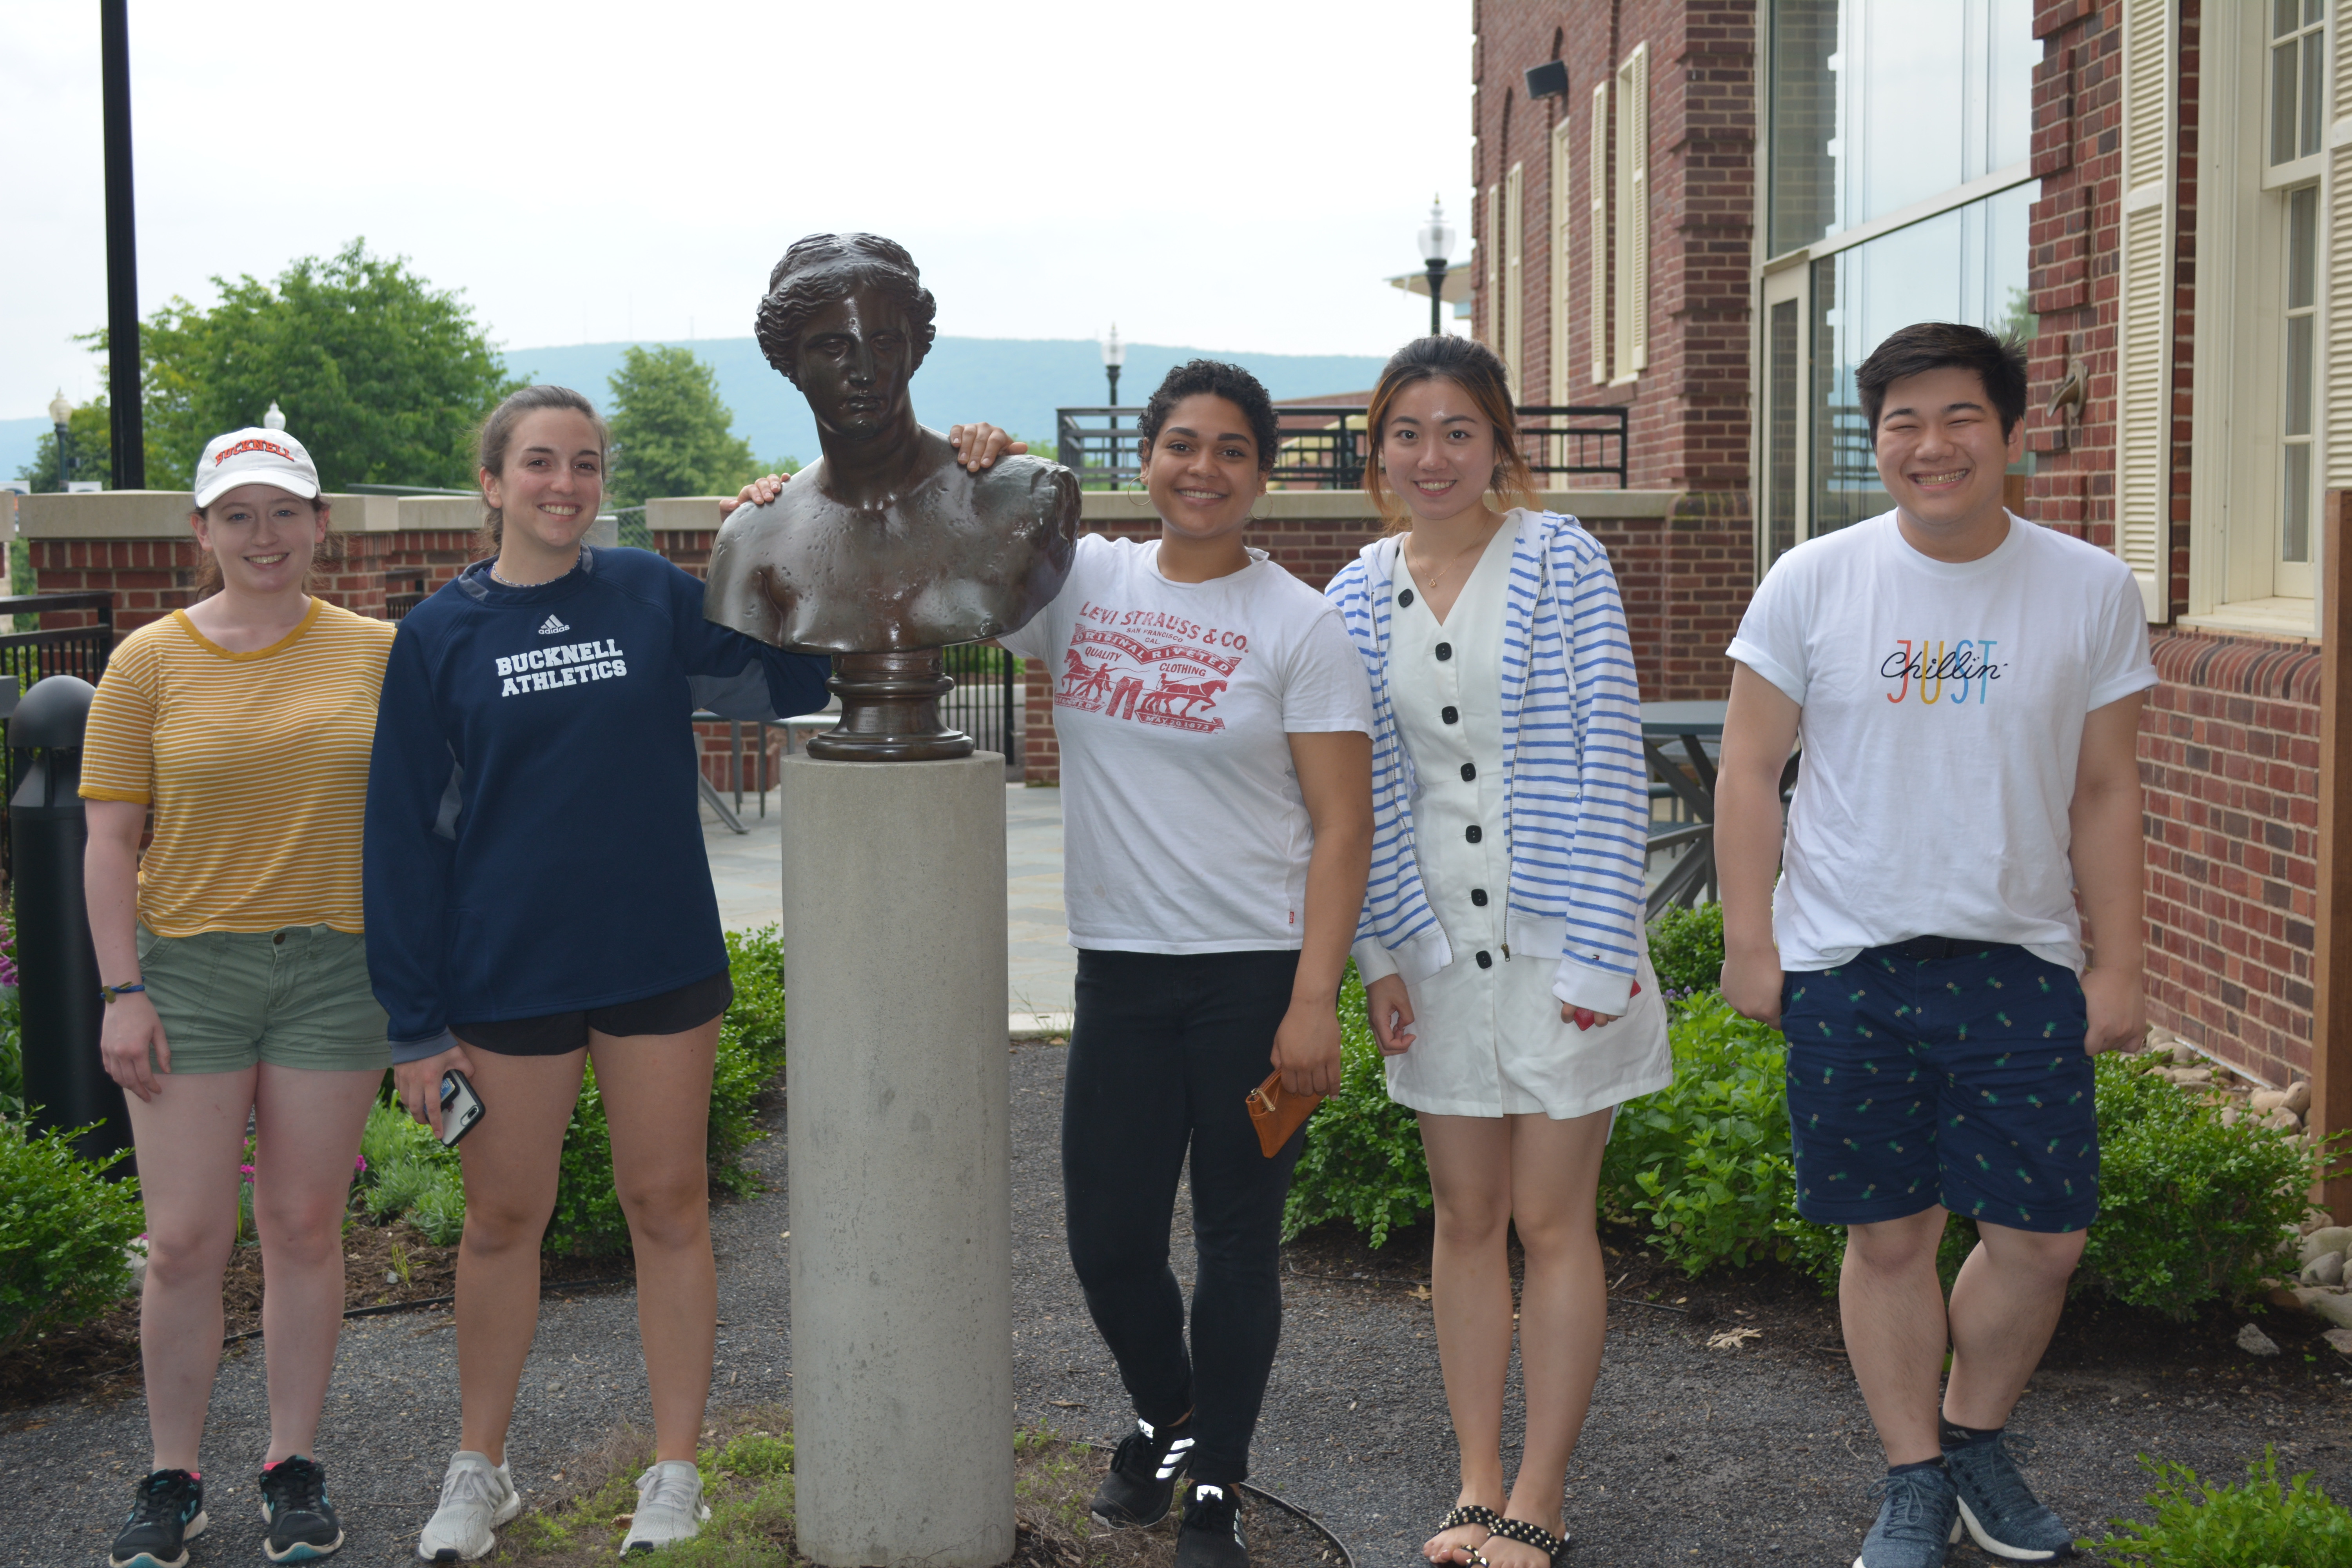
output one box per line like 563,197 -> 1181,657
1271,996 -> 1343,1096
946,423 -> 1028,471
1563,978 -> 1639,1031
723,472 -> 791,519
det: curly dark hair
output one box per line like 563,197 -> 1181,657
1136,359 -> 1281,474
754,234 -> 938,385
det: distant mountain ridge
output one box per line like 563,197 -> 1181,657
0,338 -> 1393,495
501,336 -> 1392,474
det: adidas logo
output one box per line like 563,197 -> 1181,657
537,615 -> 570,635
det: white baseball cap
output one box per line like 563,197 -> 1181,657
193,426 -> 321,509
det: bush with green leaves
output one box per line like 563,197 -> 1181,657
0,1119 -> 145,1353
1282,964 -> 1430,1247
2087,1448 -> 2352,1567
359,1101 -> 468,1246
1646,902 -> 1725,998
2081,1054 -> 2318,1319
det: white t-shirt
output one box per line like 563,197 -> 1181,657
1725,511 -> 2157,973
1000,534 -> 1374,953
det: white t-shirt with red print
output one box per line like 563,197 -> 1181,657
1725,510 -> 2158,974
1000,534 -> 1374,954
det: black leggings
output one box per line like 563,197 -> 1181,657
1061,947 -> 1307,1486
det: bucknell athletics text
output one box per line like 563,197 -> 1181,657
495,638 -> 628,697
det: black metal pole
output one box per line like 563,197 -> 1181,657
101,0 -> 145,490
1426,258 -> 1448,338
53,421 -> 72,490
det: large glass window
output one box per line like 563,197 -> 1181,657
1807,182 -> 2036,534
2272,0 -> 2328,166
2281,183 -> 2318,567
1768,0 -> 2034,257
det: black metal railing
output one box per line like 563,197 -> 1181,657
1055,403 -> 1630,491
943,642 -> 1020,760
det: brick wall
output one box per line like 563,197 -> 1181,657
2141,628 -> 2323,1086
1472,0 -> 1756,496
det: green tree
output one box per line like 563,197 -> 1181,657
89,238 -> 518,493
13,398 -> 112,493
604,345 -> 757,509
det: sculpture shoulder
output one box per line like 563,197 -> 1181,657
969,453 -> 1080,523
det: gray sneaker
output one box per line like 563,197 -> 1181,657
620,1461 -> 709,1555
1853,1464 -> 1960,1568
1945,1434 -> 2076,1561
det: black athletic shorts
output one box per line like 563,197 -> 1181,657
453,969 -> 735,1057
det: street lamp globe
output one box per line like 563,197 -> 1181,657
1416,196 -> 1457,339
263,401 -> 287,432
47,390 -> 72,428
1417,196 -> 1455,267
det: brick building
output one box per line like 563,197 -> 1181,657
1473,0 -> 2352,1148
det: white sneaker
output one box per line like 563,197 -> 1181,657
415,1451 -> 521,1562
621,1461 -> 709,1555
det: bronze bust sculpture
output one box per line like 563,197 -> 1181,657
705,233 -> 1078,759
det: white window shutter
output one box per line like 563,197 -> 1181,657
1505,161 -> 1526,400
2112,0 -> 2177,621
2327,4 -> 2352,494
1485,181 -> 1501,349
1615,45 -> 1650,377
1590,82 -> 1610,385
1552,120 -> 1574,405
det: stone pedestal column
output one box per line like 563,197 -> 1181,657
779,753 -> 1013,1566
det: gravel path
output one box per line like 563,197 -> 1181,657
9,1042 -> 2350,1566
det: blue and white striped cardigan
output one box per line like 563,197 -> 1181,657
1324,509 -> 1650,1012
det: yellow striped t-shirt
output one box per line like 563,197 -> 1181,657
81,600 -> 397,936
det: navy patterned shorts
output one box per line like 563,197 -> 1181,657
1782,941 -> 2098,1234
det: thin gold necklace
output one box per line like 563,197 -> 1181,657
1404,523 -> 1501,597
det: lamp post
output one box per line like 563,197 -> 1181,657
263,401 -> 286,432
1417,197 -> 1457,339
48,391 -> 74,492
1101,323 -> 1126,410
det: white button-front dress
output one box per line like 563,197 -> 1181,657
1376,524 -> 1673,1122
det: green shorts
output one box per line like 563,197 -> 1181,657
137,923 -> 391,1076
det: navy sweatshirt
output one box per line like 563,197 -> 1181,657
364,548 -> 830,1062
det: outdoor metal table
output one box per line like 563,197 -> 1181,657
1638,700 -> 1800,917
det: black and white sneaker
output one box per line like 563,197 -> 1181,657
1177,1481 -> 1248,1568
109,1469 -> 208,1568
1089,1415 -> 1195,1528
260,1455 -> 346,1562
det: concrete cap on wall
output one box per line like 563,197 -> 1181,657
16,490 -> 405,538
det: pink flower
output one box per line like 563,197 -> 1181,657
238,1163 -> 256,1181
354,1154 -> 368,1174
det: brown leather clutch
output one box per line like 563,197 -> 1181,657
1246,1070 -> 1321,1158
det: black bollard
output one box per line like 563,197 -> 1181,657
11,675 -> 126,1166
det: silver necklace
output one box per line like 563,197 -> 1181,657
1404,525 -> 1499,597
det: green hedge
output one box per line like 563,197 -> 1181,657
1283,949 -> 2321,1320
0,1119 -> 145,1353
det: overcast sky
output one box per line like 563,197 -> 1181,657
1,2 -> 1476,418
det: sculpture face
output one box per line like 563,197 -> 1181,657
794,289 -> 923,444
704,235 -> 1079,760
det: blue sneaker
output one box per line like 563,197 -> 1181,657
1853,1464 -> 1960,1568
1945,1433 -> 2077,1561
260,1454 -> 345,1562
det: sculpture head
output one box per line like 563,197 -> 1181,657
755,234 -> 939,443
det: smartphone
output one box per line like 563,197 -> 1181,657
439,1069 -> 486,1147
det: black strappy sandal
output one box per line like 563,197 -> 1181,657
1430,1503 -> 1504,1565
1483,1516 -> 1570,1565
